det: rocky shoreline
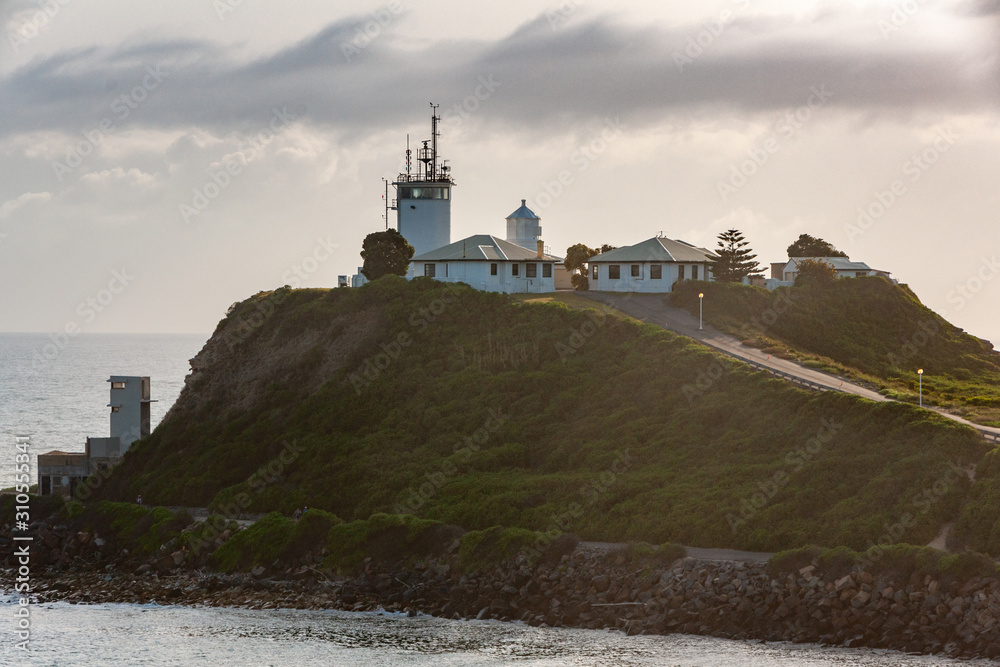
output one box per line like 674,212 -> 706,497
5,520 -> 1000,661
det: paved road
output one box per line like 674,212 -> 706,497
579,541 -> 772,564
580,292 -> 1000,441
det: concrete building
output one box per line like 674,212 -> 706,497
407,234 -> 559,294
392,106 -> 455,257
588,236 -> 715,293
38,376 -> 154,497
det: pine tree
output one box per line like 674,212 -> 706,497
708,229 -> 761,282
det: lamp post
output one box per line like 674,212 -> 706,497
918,368 -> 923,407
698,293 -> 704,331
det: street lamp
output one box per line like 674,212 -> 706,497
918,368 -> 924,407
698,293 -> 704,331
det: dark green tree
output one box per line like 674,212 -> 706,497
794,258 -> 838,286
564,243 -> 617,290
708,229 -> 761,282
361,229 -> 414,280
787,233 -> 848,258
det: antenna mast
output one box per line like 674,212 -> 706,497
430,102 -> 440,180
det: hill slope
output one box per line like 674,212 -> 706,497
101,277 -> 990,553
670,278 -> 1000,426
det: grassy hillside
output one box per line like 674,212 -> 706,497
100,277 -> 991,554
670,279 -> 1000,426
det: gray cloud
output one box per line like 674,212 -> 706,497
0,8 -> 996,142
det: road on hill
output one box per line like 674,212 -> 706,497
579,291 -> 1000,442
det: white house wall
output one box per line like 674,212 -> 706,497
592,262 -> 711,293
408,260 -> 556,294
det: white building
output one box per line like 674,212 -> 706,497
778,257 -> 893,283
407,234 -> 559,294
588,236 -> 715,293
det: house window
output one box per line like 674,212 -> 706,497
609,265 -> 621,279
444,264 -> 449,278
650,265 -> 662,280
542,263 -> 552,278
592,265 -> 597,280
692,265 -> 699,280
512,264 -> 520,277
111,406 -> 121,413
678,265 -> 685,281
631,265 -> 641,278
526,263 -> 537,278
491,263 -> 498,276
424,264 -> 436,278
111,381 -> 126,390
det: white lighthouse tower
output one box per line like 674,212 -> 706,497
392,105 -> 454,257
505,200 -> 542,251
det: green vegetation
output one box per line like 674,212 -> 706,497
769,543 -> 999,583
99,277 -> 993,555
670,279 -> 1000,425
73,501 -> 194,556
459,525 -> 542,571
211,509 -> 344,572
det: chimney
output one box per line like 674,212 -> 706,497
537,239 -> 544,259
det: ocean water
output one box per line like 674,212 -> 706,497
0,333 -> 208,490
0,600 -> 986,667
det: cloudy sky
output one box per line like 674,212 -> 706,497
1,0 -> 998,344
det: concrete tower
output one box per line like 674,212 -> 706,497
392,106 -> 454,257
108,375 -> 153,452
505,200 -> 542,251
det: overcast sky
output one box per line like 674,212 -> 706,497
1,0 -> 998,345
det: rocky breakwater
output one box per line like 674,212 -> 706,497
4,519 -> 1000,660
